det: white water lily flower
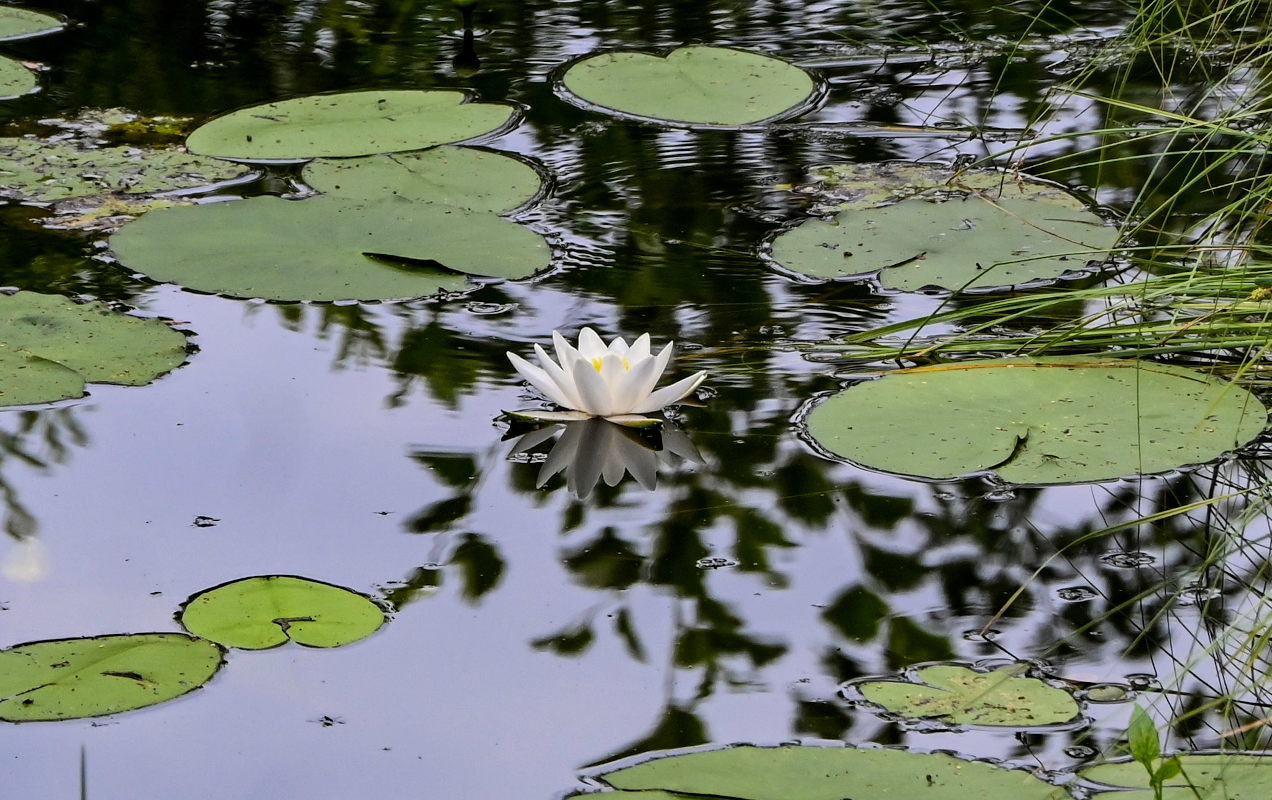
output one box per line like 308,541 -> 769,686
507,328 -> 706,421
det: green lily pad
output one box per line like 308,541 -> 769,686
805,357 -> 1268,484
599,745 -> 1067,800
771,192 -> 1117,292
0,137 -> 252,203
0,291 -> 189,406
0,7 -> 62,41
0,633 -> 224,722
303,147 -> 543,213
1083,754 -> 1272,799
0,53 -> 36,99
185,90 -> 515,161
108,194 -> 551,302
849,663 -> 1081,727
560,45 -> 817,127
179,575 -> 385,650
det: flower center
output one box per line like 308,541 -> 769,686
591,356 -> 631,372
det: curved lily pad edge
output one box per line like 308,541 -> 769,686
551,45 -> 829,130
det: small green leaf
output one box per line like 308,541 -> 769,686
179,575 -> 385,650
850,664 -> 1081,727
1127,705 -> 1161,766
0,633 -> 224,721
561,45 -> 817,127
186,90 -> 515,160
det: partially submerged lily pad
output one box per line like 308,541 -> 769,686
108,194 -> 551,302
847,663 -> 1081,727
0,291 -> 189,407
771,192 -> 1117,292
805,357 -> 1268,484
598,744 -> 1067,800
0,633 -> 224,722
179,575 -> 385,650
0,136 -> 252,203
1083,754 -> 1272,799
186,89 -> 516,161
560,45 -> 818,127
0,7 -> 62,42
303,147 -> 543,213
0,54 -> 36,99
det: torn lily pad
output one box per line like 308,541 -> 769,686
0,7 -> 63,42
804,357 -> 1268,484
108,194 -> 551,302
0,291 -> 189,407
596,744 -> 1067,800
771,191 -> 1117,292
179,575 -> 385,650
560,45 -> 818,127
0,633 -> 224,721
846,663 -> 1081,727
0,53 -> 35,99
0,136 -> 252,204
1083,754 -> 1272,799
303,146 -> 543,213
186,89 -> 516,161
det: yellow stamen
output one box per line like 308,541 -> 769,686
591,357 -> 603,372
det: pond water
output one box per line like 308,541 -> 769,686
1,0 -> 1269,797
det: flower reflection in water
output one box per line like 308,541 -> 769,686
506,417 -> 702,498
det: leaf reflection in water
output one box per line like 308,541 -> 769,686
507,417 -> 702,498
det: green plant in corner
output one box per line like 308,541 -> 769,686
1127,705 -> 1185,800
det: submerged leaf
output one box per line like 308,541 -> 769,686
805,357 -> 1268,484
0,633 -> 223,721
0,292 -> 188,406
849,663 -> 1081,727
179,575 -> 385,650
561,45 -> 817,127
186,90 -> 515,160
108,194 -> 551,302
599,744 -> 1067,800
772,193 -> 1117,292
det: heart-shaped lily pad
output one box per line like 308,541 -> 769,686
0,137 -> 252,203
185,90 -> 516,161
805,357 -> 1268,484
0,7 -> 62,41
560,45 -> 818,127
0,53 -> 36,99
108,194 -> 551,302
179,575 -> 385,650
771,192 -> 1117,292
0,291 -> 189,407
846,663 -> 1081,727
0,633 -> 224,721
598,744 -> 1067,800
302,146 -> 543,212
1083,754 -> 1272,799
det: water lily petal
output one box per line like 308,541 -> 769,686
572,356 -> 616,417
626,333 -> 652,363
631,370 -> 707,414
610,351 -> 663,413
508,351 -> 577,409
552,329 -> 582,373
533,343 -> 584,409
577,327 -> 608,361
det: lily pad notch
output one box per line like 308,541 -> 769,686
558,45 -> 822,128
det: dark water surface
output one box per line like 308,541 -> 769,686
1,1 -> 1267,796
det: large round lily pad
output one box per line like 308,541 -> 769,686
0,7 -> 62,41
599,744 -> 1067,800
108,194 -> 551,302
560,45 -> 817,127
185,90 -> 516,161
805,357 -> 1268,484
0,291 -> 189,406
771,192 -> 1117,292
847,663 -> 1081,727
302,146 -> 542,212
0,54 -> 36,99
1083,754 -> 1272,799
0,137 -> 252,203
179,575 -> 385,650
0,633 -> 224,722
